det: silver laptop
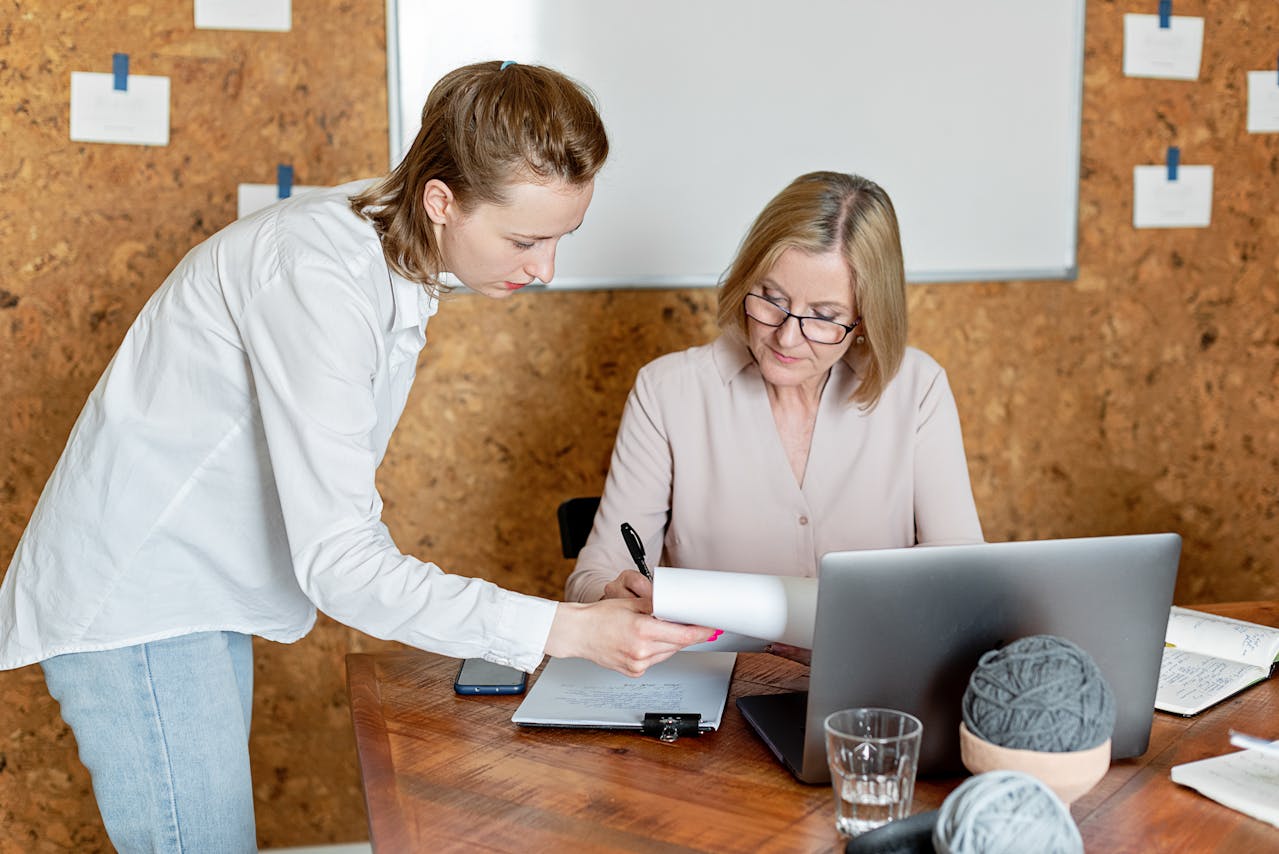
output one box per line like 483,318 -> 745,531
736,533 -> 1181,784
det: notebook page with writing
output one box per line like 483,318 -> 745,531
1171,744 -> 1279,828
1165,606 -> 1279,668
1157,607 -> 1279,715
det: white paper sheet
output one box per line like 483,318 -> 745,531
1172,745 -> 1279,828
1247,71 -> 1279,133
236,183 -> 320,219
511,651 -> 736,729
195,0 -> 291,31
1133,165 -> 1213,228
69,72 -> 170,146
1123,14 -> 1204,80
652,566 -> 817,648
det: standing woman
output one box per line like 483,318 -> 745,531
0,61 -> 711,853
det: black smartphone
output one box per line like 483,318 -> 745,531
452,658 -> 528,696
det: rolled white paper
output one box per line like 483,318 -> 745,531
652,566 -> 817,648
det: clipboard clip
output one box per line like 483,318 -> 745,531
642,713 -> 702,743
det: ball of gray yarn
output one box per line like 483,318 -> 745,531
962,634 -> 1115,752
932,770 -> 1083,854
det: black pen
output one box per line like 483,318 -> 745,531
619,522 -> 653,581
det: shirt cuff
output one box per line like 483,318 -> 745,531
487,590 -> 557,673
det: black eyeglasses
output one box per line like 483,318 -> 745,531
743,293 -> 860,345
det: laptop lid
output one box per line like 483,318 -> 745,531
738,533 -> 1181,784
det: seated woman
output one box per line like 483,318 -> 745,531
565,171 -> 983,606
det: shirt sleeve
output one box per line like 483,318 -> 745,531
239,248 -> 556,671
565,365 -> 675,602
913,367 -> 985,545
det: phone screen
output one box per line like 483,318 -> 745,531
453,658 -> 528,695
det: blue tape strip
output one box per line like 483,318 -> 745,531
1166,146 -> 1180,181
1158,0 -> 1171,28
113,53 -> 129,91
277,164 -> 293,199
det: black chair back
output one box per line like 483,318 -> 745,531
556,497 -> 601,559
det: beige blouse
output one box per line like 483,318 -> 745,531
565,336 -> 984,602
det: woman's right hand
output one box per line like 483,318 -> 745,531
545,598 -> 716,677
601,569 -> 652,600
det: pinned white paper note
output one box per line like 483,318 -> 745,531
1133,165 -> 1213,229
1123,14 -> 1204,80
1247,71 -> 1279,133
195,0 -> 291,31
236,183 -> 319,219
69,71 -> 170,146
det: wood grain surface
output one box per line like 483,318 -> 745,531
348,602 -> 1279,853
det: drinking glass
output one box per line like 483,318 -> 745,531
824,707 -> 923,837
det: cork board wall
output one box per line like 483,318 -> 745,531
1,0 -> 1276,849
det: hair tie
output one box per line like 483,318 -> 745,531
500,60 -> 517,70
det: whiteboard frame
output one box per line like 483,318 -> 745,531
385,1 -> 1085,288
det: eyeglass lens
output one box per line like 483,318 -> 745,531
744,293 -> 852,345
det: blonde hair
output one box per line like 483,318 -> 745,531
350,61 -> 609,295
717,171 -> 907,409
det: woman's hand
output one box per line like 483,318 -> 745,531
546,598 -> 716,677
601,569 -> 652,600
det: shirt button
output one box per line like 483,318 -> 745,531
798,516 -> 809,526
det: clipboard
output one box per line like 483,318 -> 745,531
511,652 -> 736,741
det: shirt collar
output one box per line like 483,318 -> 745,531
388,270 -> 439,332
711,334 -> 756,383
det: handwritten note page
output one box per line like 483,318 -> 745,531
1166,606 -> 1279,668
1156,649 -> 1267,714
1133,165 -> 1213,228
236,183 -> 319,219
1247,72 -> 1279,133
69,72 -> 170,146
195,0 -> 291,31
1122,14 -> 1204,80
1172,746 -> 1279,828
512,652 -> 736,729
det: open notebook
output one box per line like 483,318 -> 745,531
1156,606 -> 1279,715
512,652 -> 736,732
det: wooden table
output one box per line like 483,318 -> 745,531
347,602 -> 1279,853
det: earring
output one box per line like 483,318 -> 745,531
854,334 -> 866,345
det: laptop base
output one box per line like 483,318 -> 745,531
736,692 -> 819,784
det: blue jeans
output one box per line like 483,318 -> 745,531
41,631 -> 258,853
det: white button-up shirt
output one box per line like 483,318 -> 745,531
0,181 -> 557,672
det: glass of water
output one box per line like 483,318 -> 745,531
823,708 -> 923,837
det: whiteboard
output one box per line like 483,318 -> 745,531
388,0 -> 1085,287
